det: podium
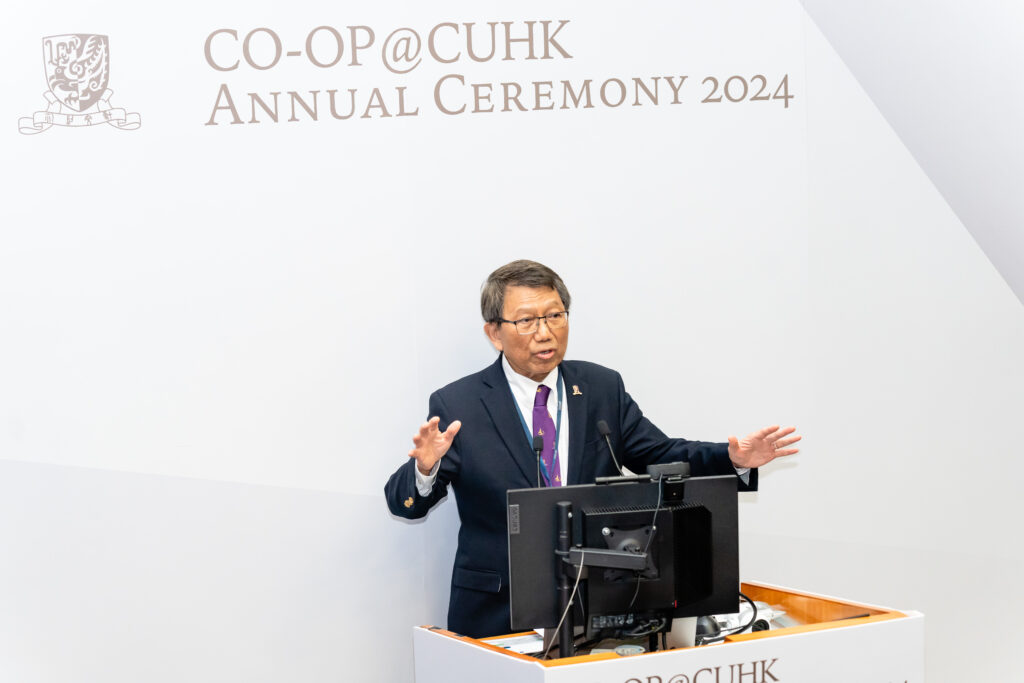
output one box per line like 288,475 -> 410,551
413,582 -> 924,683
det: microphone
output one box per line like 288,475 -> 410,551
533,434 -> 544,487
597,420 -> 625,476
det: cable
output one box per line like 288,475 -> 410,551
622,617 -> 667,638
628,477 -> 664,611
542,550 -> 586,660
696,592 -> 759,645
728,592 -> 758,636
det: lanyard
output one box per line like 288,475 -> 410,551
510,367 -> 564,485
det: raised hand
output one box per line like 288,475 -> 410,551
728,425 -> 801,469
409,416 -> 462,475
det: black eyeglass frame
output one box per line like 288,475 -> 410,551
494,311 -> 570,335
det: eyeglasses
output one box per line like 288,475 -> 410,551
496,311 -> 569,335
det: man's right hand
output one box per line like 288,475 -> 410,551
409,416 -> 462,476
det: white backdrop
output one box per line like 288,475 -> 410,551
1,2 -> 1020,682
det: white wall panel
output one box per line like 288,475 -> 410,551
740,16 -> 1024,683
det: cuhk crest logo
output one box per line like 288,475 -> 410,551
18,34 -> 141,134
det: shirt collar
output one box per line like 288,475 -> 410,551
501,354 -> 559,400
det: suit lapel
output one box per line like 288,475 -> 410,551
562,363 -> 589,485
479,356 -> 536,485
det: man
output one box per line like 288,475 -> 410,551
384,260 -> 799,638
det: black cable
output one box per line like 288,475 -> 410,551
622,617 -> 666,638
732,592 -> 758,635
597,420 -> 624,476
696,592 -> 759,645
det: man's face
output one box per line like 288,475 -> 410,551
484,285 -> 569,381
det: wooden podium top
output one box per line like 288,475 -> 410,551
422,581 -> 909,668
724,581 -> 906,644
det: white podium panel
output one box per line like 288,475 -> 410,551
413,583 -> 924,683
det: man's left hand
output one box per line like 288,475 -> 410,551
728,425 -> 801,469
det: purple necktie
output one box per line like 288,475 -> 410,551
533,385 -> 561,486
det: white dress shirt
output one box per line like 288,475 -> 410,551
499,355 -> 569,487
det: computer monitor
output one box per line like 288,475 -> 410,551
507,472 -> 739,655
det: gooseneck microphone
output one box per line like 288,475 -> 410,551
596,419 -> 625,476
533,435 -> 544,487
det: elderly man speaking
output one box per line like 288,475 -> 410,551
384,259 -> 799,638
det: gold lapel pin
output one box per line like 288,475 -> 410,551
404,497 -> 414,508
572,385 -> 582,396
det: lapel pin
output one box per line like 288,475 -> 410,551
572,385 -> 582,396
404,497 -> 414,508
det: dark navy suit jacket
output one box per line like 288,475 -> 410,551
384,356 -> 757,638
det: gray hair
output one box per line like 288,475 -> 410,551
480,260 -> 571,322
